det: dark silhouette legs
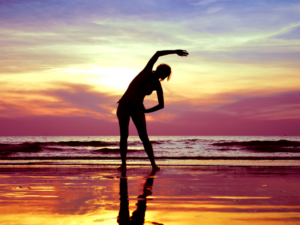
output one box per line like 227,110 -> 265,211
117,171 -> 130,225
131,109 -> 158,169
117,169 -> 160,225
117,104 -> 159,171
117,104 -> 130,170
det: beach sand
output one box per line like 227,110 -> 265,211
0,165 -> 300,225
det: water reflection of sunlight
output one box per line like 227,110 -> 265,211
1,166 -> 300,225
3,193 -> 57,198
146,201 -> 300,210
209,196 -> 271,199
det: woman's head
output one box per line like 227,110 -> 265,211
156,64 -> 172,81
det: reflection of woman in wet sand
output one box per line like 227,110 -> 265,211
117,170 -> 160,225
117,50 -> 189,171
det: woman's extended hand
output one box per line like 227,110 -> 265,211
176,49 -> 189,57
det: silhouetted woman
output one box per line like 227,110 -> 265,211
117,50 -> 189,171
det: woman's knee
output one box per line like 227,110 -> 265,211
139,133 -> 149,143
120,132 -> 129,141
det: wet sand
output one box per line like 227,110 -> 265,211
0,165 -> 300,225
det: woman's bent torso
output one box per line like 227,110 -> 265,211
118,69 -> 158,111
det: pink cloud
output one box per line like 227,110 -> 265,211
217,91 -> 300,120
1,113 -> 299,136
1,89 -> 300,135
0,116 -> 119,136
145,91 -> 300,135
147,112 -> 300,135
0,82 -> 118,119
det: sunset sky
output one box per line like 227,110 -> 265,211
1,0 -> 300,135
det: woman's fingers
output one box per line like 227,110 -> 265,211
182,50 -> 189,56
177,50 -> 189,56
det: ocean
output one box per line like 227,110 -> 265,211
1,136 -> 300,166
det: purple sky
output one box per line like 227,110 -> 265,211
1,0 -> 300,135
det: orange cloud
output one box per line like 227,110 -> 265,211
0,82 -> 119,120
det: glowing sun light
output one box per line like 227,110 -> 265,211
91,66 -> 139,91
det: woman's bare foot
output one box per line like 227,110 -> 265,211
152,165 -> 160,171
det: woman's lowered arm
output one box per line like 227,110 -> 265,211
144,50 -> 189,71
144,84 -> 164,113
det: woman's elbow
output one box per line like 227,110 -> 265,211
159,104 -> 164,109
156,51 -> 162,56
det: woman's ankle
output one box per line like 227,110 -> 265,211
152,165 -> 160,171
117,164 -> 127,171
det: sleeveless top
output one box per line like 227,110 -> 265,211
118,70 -> 158,111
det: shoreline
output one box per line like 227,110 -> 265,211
1,159 -> 300,167
2,164 -> 300,172
2,156 -> 300,160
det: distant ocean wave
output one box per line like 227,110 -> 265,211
1,136 -> 300,166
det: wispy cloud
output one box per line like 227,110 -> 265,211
217,91 -> 300,120
1,0 -> 300,135
187,0 -> 217,6
0,82 -> 118,119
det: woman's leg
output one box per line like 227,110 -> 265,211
117,104 -> 130,170
131,110 -> 159,170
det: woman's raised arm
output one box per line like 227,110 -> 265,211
144,50 -> 189,71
